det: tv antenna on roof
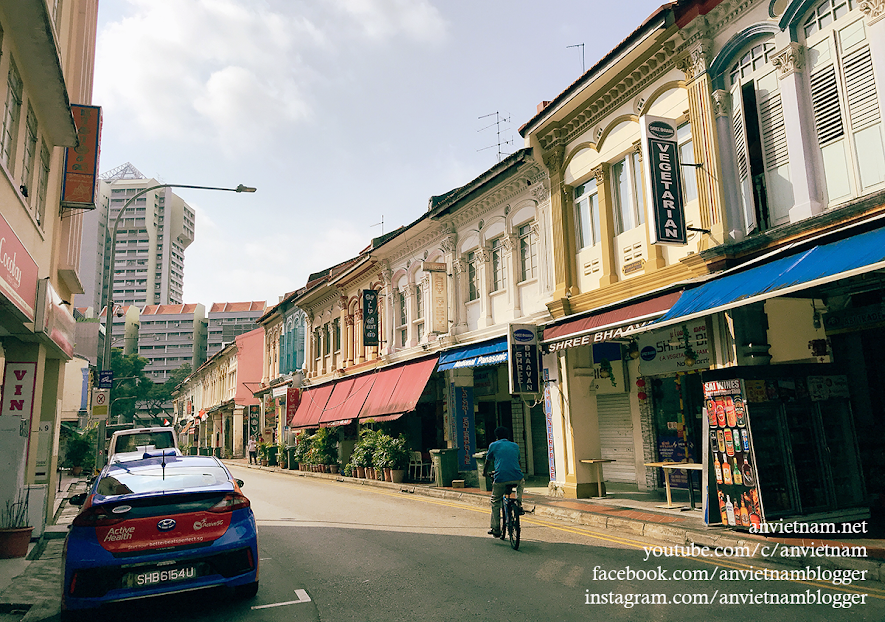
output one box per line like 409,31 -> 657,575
371,215 -> 384,236
567,43 -> 585,74
477,111 -> 513,164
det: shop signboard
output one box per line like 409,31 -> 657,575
98,370 -> 114,389
0,213 -> 38,321
638,319 -> 710,375
423,262 -> 448,334
453,385 -> 476,470
286,387 -> 300,424
248,405 -> 260,437
703,378 -> 763,529
508,323 -> 540,395
362,289 -> 379,346
640,115 -> 687,245
62,104 -> 102,208
543,367 -> 556,480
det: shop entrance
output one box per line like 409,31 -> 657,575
651,373 -> 704,488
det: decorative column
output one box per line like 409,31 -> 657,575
452,258 -> 468,334
542,143 -> 575,317
675,35 -> 727,249
344,315 -> 354,366
503,234 -> 519,315
593,164 -> 618,287
477,247 -> 493,327
530,181 -> 553,294
404,282 -> 417,346
355,309 -> 365,363
771,42 -> 824,222
440,232 -> 460,335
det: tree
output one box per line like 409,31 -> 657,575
141,363 -> 192,421
109,351 -> 191,424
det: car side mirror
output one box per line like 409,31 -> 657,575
69,493 -> 87,506
235,479 -> 245,488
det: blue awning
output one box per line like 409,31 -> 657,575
628,225 -> 885,334
437,336 -> 508,371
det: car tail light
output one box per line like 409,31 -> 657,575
208,493 -> 250,513
71,499 -> 125,527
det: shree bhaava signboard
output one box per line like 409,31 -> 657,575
640,115 -> 687,246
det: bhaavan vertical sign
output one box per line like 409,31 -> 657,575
422,261 -> 448,334
640,115 -> 687,245
61,105 -> 102,209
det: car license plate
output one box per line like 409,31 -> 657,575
129,565 -> 198,587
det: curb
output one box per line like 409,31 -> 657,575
227,462 -> 885,584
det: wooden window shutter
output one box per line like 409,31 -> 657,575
809,64 -> 845,145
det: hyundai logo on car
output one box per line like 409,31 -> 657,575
156,518 -> 177,531
513,328 -> 535,342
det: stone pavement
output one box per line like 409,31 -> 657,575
2,461 -> 882,622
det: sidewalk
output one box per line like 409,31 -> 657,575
226,458 -> 885,583
0,476 -> 86,622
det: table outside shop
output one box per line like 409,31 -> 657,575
579,459 -> 615,498
644,461 -> 703,510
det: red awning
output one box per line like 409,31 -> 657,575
542,291 -> 682,348
319,373 -> 375,427
358,356 -> 437,420
291,383 -> 334,429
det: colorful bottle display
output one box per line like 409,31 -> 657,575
718,491 -> 728,524
740,428 -> 750,451
724,429 -> 735,456
722,456 -> 733,485
717,430 -> 726,453
714,455 -> 723,484
734,395 -> 746,427
725,495 -> 736,526
725,397 -> 737,427
716,400 -> 726,427
732,429 -> 741,454
732,458 -> 742,486
707,399 -> 717,427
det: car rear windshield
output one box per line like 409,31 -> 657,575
113,431 -> 175,453
97,464 -> 231,497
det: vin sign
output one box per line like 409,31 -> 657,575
363,289 -> 379,346
641,116 -> 687,245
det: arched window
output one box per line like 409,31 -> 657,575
729,37 -> 793,232
804,0 -> 885,204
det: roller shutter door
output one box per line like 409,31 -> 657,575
596,394 -> 635,483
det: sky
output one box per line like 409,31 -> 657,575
93,0 -> 666,307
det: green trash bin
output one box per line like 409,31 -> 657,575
286,446 -> 298,470
266,445 -> 278,466
430,448 -> 458,487
473,451 -> 492,492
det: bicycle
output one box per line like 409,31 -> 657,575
499,483 -> 522,550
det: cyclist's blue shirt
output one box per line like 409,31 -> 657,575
487,439 -> 523,483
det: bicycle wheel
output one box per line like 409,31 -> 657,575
508,504 -> 520,550
500,504 -> 507,540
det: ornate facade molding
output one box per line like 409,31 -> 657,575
860,0 -> 885,25
474,248 -> 490,265
440,233 -> 458,255
529,181 -> 550,204
453,258 -> 468,275
675,37 -> 713,82
537,40 -> 677,152
711,89 -> 732,118
593,165 -> 607,184
771,42 -> 804,79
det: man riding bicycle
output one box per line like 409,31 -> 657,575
483,426 -> 525,537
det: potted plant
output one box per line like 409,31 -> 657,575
357,428 -> 380,479
0,488 -> 32,559
258,442 -> 270,466
64,432 -> 94,477
277,443 -> 287,469
372,432 -> 394,481
388,435 -> 410,484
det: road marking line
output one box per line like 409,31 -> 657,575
251,589 -> 311,609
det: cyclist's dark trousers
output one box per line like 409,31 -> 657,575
490,479 -> 525,531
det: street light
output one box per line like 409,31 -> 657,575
99,183 -> 257,372
111,395 -> 137,423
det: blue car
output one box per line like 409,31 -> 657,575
62,454 -> 258,620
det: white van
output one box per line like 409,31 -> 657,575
108,426 -> 180,463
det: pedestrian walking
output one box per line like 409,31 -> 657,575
247,436 -> 258,465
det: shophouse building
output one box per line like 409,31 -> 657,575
0,0 -> 99,531
523,0 -> 885,527
172,327 -> 263,458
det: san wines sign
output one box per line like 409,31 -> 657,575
640,116 -> 687,245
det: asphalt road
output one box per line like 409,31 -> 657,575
96,465 -> 885,621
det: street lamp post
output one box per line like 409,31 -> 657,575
99,183 -> 256,372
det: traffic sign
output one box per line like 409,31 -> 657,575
92,388 -> 109,419
98,370 -> 114,389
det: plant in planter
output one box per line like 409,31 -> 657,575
357,428 -> 381,479
311,427 -> 339,472
276,443 -> 287,469
257,442 -> 270,466
0,488 -> 32,559
292,431 -> 312,470
64,432 -> 94,476
387,435 -> 411,483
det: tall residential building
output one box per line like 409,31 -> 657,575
138,304 -> 207,383
75,162 -> 196,311
206,301 -> 266,358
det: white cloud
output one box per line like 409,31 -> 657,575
94,0 -> 446,153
